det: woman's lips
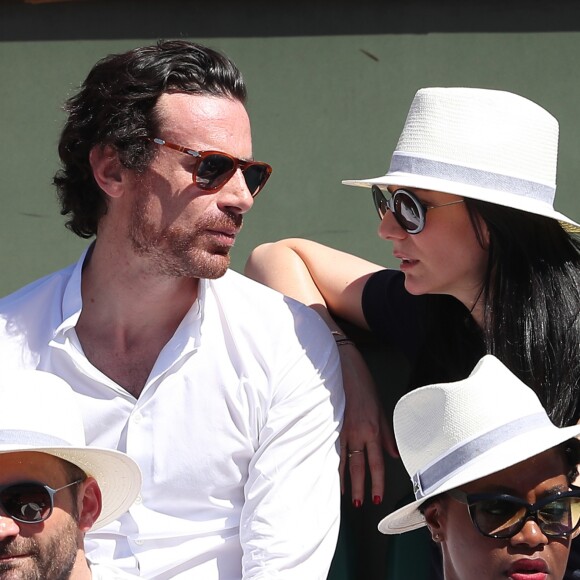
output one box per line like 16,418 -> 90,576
399,257 -> 418,272
508,558 -> 548,580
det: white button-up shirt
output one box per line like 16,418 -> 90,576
90,562 -> 139,579
0,251 -> 344,579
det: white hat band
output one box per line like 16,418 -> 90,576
0,430 -> 72,448
390,153 -> 555,204
412,411 -> 551,499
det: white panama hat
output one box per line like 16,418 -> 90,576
378,355 -> 580,534
0,369 -> 141,529
343,87 -> 580,232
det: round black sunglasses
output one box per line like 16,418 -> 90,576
0,480 -> 84,524
371,185 -> 464,234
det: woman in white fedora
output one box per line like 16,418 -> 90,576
244,87 -> 580,575
380,355 -> 580,580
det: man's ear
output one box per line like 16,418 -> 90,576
89,144 -> 125,199
423,499 -> 446,543
77,477 -> 102,533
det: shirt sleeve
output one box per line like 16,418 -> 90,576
361,269 -> 427,361
240,304 -> 344,579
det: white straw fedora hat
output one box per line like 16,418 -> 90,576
0,369 -> 141,529
378,355 -> 580,535
343,87 -> 580,232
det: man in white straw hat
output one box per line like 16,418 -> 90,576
0,369 -> 141,580
378,354 -> 580,580
246,86 -> 580,575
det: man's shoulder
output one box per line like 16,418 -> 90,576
212,269 -> 322,321
209,269 -> 333,343
0,263 -> 75,314
0,263 -> 77,358
210,270 -> 342,399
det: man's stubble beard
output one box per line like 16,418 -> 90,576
128,192 -> 243,280
0,517 -> 78,580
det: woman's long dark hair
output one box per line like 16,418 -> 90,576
464,200 -> 580,427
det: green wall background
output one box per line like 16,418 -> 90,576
1,1 -> 580,296
1,3 -> 580,578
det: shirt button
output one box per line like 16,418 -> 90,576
134,539 -> 144,546
134,494 -> 143,504
132,412 -> 143,424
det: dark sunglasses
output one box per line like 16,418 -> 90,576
0,480 -> 84,524
150,137 -> 272,197
371,185 -> 464,234
448,487 -> 580,539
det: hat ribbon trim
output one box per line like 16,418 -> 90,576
389,153 -> 555,204
412,411 -> 550,499
0,430 -> 72,448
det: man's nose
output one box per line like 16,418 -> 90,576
0,515 -> 21,540
217,169 -> 254,215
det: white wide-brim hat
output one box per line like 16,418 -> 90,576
0,369 -> 141,529
378,355 -> 580,534
343,87 -> 580,232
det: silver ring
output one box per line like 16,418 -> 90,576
347,449 -> 364,458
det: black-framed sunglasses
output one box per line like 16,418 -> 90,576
448,487 -> 580,539
371,185 -> 464,234
149,137 -> 272,197
0,480 -> 84,524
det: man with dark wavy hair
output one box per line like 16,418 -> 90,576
0,40 -> 343,579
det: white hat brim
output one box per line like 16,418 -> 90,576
343,174 -> 580,233
378,422 -> 580,534
0,445 -> 141,529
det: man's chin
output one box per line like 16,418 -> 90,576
198,259 -> 230,280
187,249 -> 231,280
0,557 -> 38,578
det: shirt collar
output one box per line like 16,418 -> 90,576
52,245 -> 205,345
54,245 -> 92,337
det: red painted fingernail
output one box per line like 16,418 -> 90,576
373,495 -> 382,505
353,499 -> 362,508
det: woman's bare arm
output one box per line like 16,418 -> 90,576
245,238 -> 384,329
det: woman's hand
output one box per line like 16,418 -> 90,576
338,343 -> 398,507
